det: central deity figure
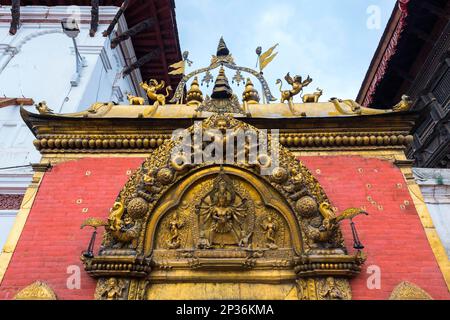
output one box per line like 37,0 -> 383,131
196,172 -> 250,247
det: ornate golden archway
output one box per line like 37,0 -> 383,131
81,114 -> 366,300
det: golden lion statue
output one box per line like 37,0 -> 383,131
140,79 -> 172,107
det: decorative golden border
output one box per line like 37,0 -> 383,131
31,132 -> 413,154
0,171 -> 45,285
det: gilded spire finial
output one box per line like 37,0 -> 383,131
216,37 -> 230,57
186,76 -> 204,106
211,67 -> 233,99
242,78 -> 260,104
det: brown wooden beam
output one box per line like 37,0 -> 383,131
393,66 -> 414,83
9,0 -> 20,35
110,18 -> 155,49
408,26 -> 434,44
122,49 -> 160,77
149,1 -> 169,85
103,0 -> 129,37
89,0 -> 100,37
421,2 -> 450,19
0,98 -> 34,108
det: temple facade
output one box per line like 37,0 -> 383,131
0,37 -> 448,300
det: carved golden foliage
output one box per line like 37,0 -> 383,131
13,281 -> 57,300
389,281 -> 433,300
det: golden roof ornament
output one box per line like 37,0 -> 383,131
211,67 -> 233,99
392,95 -> 413,112
35,101 -> 54,115
170,38 -> 277,104
168,51 -> 193,76
216,37 -> 230,57
140,80 -> 172,107
257,43 -> 279,72
196,68 -> 245,115
186,76 -> 203,106
242,78 -> 260,104
303,88 -> 323,103
127,93 -> 145,105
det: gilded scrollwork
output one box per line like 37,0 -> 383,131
13,281 -> 57,300
389,281 -> 433,300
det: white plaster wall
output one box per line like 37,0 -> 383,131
0,211 -> 17,250
414,168 -> 450,259
427,202 -> 450,258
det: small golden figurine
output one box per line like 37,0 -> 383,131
277,73 -> 313,104
261,216 -> 278,249
392,95 -> 413,112
277,73 -> 313,115
317,202 -> 368,242
127,93 -> 145,105
35,101 -> 54,115
167,212 -> 184,249
302,88 -> 323,103
97,278 -> 126,300
140,79 -> 172,107
319,277 -> 344,300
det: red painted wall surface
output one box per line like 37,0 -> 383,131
0,156 -> 448,300
300,156 -> 449,300
0,158 -> 144,300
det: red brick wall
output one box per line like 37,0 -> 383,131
300,156 -> 449,300
0,156 -> 448,300
0,158 -> 144,300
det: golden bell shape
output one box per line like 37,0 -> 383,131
242,78 -> 260,104
186,76 -> 204,106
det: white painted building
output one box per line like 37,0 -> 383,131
0,5 -> 144,246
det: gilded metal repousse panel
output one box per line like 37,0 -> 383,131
154,175 -> 291,253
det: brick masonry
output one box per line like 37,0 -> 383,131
0,195 -> 24,210
0,156 -> 448,299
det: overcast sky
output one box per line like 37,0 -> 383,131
175,0 -> 396,102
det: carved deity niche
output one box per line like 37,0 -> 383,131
254,207 -> 290,251
194,172 -> 255,249
153,171 -> 292,255
155,201 -> 190,250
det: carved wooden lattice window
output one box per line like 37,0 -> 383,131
433,67 -> 450,106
